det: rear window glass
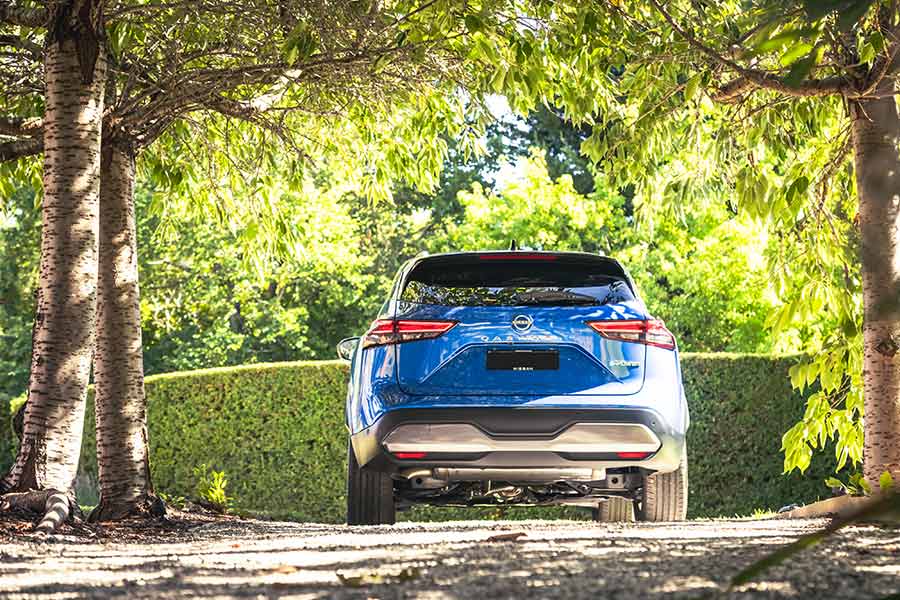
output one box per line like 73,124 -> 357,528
400,256 -> 635,306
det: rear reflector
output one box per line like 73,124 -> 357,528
392,452 -> 427,460
616,451 -> 651,459
586,319 -> 676,350
362,319 -> 457,348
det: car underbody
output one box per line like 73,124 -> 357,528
394,468 -> 645,508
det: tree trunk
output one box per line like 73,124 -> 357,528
0,33 -> 106,517
88,139 -> 164,522
850,85 -> 900,487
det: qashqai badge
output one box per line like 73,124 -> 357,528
512,314 -> 534,332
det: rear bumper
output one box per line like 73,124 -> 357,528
350,407 -> 686,478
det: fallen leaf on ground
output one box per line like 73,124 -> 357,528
485,532 -> 527,542
336,566 -> 421,587
271,564 -> 299,574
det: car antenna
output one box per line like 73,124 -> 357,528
509,240 -> 518,251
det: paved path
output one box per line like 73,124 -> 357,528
0,518 -> 898,598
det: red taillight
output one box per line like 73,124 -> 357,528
393,452 -> 427,460
586,319 -> 676,350
362,319 -> 457,348
616,451 -> 651,459
477,253 -> 558,260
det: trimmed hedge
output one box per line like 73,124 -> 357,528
2,355 -> 835,521
682,353 -> 834,517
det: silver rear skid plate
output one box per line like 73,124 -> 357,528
383,422 -> 661,454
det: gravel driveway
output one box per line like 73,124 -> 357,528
0,517 -> 897,598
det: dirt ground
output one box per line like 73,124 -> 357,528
0,515 -> 897,599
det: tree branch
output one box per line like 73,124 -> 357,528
0,34 -> 42,59
0,137 -> 42,162
201,95 -> 263,122
0,1 -> 48,27
0,115 -> 42,137
647,0 -> 851,100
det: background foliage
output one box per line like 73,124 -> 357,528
1,91 -> 848,491
1,108 -> 781,397
0,356 -> 834,521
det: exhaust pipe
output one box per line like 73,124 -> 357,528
425,467 -> 604,482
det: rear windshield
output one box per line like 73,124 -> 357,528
400,255 -> 635,307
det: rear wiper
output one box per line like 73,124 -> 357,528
597,281 -> 626,306
512,290 -> 599,305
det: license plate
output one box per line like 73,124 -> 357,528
486,349 -> 559,371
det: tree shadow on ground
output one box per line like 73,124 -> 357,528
0,519 -> 897,599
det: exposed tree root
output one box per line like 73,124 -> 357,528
35,492 -> 70,535
88,493 -> 166,523
0,489 -> 74,535
0,490 -> 50,513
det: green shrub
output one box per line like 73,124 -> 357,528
1,355 -> 835,521
0,397 -> 17,475
193,463 -> 233,512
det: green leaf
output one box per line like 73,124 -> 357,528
859,41 -> 875,64
784,46 -> 822,87
107,23 -> 124,57
464,14 -> 483,32
859,477 -> 873,495
372,53 -> 392,73
489,67 -> 507,92
781,42 -> 814,66
803,0 -> 845,20
837,0 -> 874,31
825,477 -> 844,489
282,21 -> 319,65
789,363 -> 804,389
745,19 -> 781,48
754,27 -> 816,53
879,471 -> 894,492
683,74 -> 701,102
868,31 -> 885,53
860,31 -> 885,64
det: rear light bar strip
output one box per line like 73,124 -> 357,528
477,253 -> 558,260
586,319 -> 676,350
362,319 -> 457,348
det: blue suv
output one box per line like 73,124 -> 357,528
338,251 -> 689,525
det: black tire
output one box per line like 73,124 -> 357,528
591,496 -> 635,522
346,442 -> 395,525
638,452 -> 688,522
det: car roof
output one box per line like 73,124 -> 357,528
391,250 -> 637,299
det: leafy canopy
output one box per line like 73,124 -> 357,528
3,0 -> 878,480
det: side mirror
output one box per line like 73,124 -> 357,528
337,337 -> 360,361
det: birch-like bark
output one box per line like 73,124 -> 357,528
850,82 -> 900,487
89,139 -> 163,521
0,39 -> 106,500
